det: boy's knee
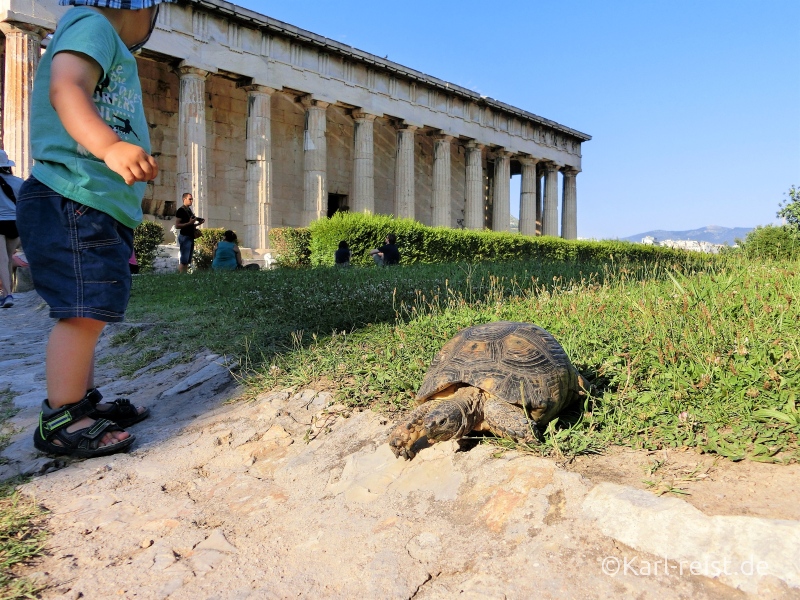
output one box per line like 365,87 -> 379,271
60,317 -> 107,333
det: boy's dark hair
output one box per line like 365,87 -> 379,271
223,230 -> 237,242
338,240 -> 349,249
386,233 -> 397,244
182,192 -> 192,201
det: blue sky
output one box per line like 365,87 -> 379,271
238,0 -> 799,239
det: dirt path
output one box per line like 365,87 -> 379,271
2,291 -> 799,599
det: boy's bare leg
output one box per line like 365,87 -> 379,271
85,352 -> 147,420
47,318 -> 129,446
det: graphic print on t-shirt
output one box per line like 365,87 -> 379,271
92,64 -> 143,143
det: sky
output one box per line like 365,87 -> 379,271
235,0 -> 799,240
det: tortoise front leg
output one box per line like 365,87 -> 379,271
388,402 -> 439,460
482,396 -> 538,444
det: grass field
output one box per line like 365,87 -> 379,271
124,254 -> 800,463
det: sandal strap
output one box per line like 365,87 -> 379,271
86,388 -> 103,405
79,418 -> 120,442
39,396 -> 97,438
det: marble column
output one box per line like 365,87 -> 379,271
561,168 -> 579,240
432,134 -> 453,227
395,124 -> 417,219
244,85 -> 275,251
1,22 -> 44,179
542,162 -> 560,237
464,141 -> 484,230
177,65 -> 209,220
302,97 -> 328,225
535,164 -> 543,235
492,151 -> 511,232
518,157 -> 539,236
351,111 -> 376,214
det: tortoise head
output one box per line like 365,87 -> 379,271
423,401 -> 466,442
422,387 -> 482,442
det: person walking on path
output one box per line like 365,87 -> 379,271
0,149 -> 22,308
15,0 -> 170,458
175,192 -> 204,273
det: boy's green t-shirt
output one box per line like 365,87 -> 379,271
31,7 -> 150,230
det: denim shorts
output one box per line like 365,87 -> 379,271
178,233 -> 194,265
16,177 -> 133,323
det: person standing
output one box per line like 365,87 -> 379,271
0,149 -> 23,308
174,192 -> 204,273
15,0 -> 167,457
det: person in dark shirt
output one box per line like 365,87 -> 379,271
370,233 -> 400,266
335,240 -> 351,267
174,192 -> 204,273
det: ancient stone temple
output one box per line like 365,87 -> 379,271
1,0 -> 590,252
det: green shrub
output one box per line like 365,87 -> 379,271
307,212 -> 718,270
193,228 -> 226,270
738,225 -> 800,261
133,220 -> 164,273
269,227 -> 312,268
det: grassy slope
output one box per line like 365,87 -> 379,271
124,256 -> 800,463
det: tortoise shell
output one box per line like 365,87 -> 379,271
415,321 -> 583,423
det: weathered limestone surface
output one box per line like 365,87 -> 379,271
464,142 -> 484,230
244,86 -> 274,250
432,135 -> 452,228
519,157 -> 539,236
395,125 -> 416,220
351,111 -> 376,214
542,162 -> 560,237
492,151 -> 512,233
177,65 -> 209,219
561,168 -> 579,240
1,22 -> 42,179
302,98 -> 328,226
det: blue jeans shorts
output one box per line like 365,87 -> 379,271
178,233 -> 194,265
16,177 -> 133,323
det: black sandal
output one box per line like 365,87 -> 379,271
86,388 -> 150,428
33,395 -> 135,458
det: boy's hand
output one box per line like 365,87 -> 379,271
104,141 -> 159,185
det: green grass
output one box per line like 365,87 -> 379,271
0,390 -> 48,600
124,255 -> 800,463
0,479 -> 47,600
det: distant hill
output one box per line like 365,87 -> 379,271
621,226 -> 753,246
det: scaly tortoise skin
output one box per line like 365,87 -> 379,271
388,321 -> 589,459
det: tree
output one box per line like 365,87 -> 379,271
777,185 -> 800,230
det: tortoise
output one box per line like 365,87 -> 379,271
388,321 -> 590,460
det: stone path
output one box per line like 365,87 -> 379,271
1,291 -> 799,599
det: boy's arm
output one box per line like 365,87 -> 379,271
50,51 -> 158,185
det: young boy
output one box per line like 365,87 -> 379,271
16,0 -> 173,457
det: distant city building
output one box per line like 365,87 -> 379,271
652,239 -> 725,254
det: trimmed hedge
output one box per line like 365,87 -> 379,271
269,227 -> 312,268
305,212 -> 718,269
133,220 -> 164,273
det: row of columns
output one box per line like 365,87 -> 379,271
1,25 -> 580,248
